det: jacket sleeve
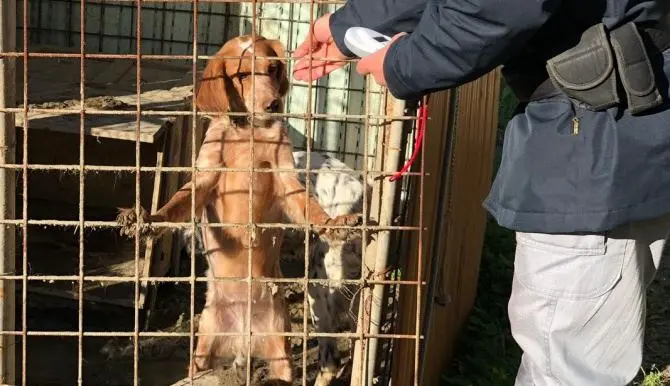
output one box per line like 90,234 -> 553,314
383,0 -> 562,101
329,0 -> 427,58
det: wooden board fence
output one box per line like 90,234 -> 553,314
392,69 -> 502,386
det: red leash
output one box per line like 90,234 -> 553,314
389,98 -> 428,182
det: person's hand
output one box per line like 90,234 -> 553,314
292,13 -> 349,82
356,33 -> 407,87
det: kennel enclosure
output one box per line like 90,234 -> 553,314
0,0 -> 501,385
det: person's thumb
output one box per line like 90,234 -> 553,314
355,32 -> 407,75
355,55 -> 372,76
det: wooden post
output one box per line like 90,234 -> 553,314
0,0 -> 17,383
391,69 -> 501,385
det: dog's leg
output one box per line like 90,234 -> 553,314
153,122 -> 227,223
256,289 -> 293,383
274,133 -> 362,229
307,242 -> 341,386
118,122 -> 226,236
308,284 -> 340,386
191,305 -> 218,375
277,172 -> 362,229
232,353 -> 247,385
261,335 -> 293,383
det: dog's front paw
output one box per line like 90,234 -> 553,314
327,213 -> 363,227
116,206 -> 155,238
318,213 -> 364,238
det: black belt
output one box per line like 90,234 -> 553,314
514,23 -> 670,103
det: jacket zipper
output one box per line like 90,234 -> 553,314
572,116 -> 580,135
569,99 -> 582,136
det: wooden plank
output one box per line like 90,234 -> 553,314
14,46 -> 193,143
391,90 -> 453,386
16,128 -> 159,209
15,111 -> 165,143
391,69 -> 501,386
137,135 -> 168,309
21,199 -> 148,309
26,287 -> 136,309
14,127 -> 166,311
163,116 -> 185,276
16,84 -> 191,143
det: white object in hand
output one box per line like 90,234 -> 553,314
344,27 -> 392,57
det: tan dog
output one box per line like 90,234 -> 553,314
116,35 -> 361,383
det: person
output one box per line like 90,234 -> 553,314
292,1 -> 670,385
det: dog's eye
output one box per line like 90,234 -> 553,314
268,63 -> 278,75
238,73 -> 248,81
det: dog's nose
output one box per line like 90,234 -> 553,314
265,99 -> 281,113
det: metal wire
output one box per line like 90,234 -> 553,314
77,0 -> 86,383
0,51 -> 360,61
188,0 -> 199,382
0,330 -> 419,340
0,275 -> 426,286
248,2 -> 257,383
0,164 -> 425,177
413,97 -> 428,386
357,56 -> 373,386
20,0 -> 28,382
133,0 -> 144,384
302,3 -> 315,383
1,108 -> 401,120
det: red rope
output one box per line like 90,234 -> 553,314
389,99 -> 428,182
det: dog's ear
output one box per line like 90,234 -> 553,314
196,51 -> 230,114
266,39 -> 289,97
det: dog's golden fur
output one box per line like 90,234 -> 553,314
117,35 -> 360,383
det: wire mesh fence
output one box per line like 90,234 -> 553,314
0,0 -> 426,385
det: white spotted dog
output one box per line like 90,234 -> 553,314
293,150 -> 373,386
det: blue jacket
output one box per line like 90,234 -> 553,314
330,0 -> 670,233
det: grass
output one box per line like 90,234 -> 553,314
439,84 -> 670,386
640,368 -> 668,386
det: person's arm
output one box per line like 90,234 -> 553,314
329,0 -> 428,57
382,0 -> 563,100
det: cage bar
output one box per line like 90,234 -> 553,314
0,0 -> 17,383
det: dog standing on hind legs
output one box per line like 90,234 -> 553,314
115,35 -> 361,384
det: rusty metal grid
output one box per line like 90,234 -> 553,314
17,0 -> 392,173
1,0 -> 427,385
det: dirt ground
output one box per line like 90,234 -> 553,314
19,96 -> 133,111
16,229 -> 353,386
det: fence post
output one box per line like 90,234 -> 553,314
365,97 -> 405,386
0,0 -> 17,383
349,93 -> 406,386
